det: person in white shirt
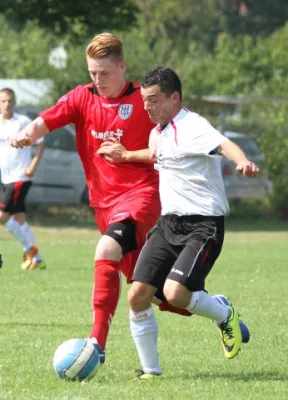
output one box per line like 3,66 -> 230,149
127,67 -> 260,380
0,88 -> 46,270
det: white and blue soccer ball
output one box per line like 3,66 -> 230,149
53,338 -> 101,381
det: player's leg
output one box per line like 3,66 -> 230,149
128,228 -> 176,379
0,183 -> 34,253
89,216 -> 138,355
163,217 -> 242,359
10,181 -> 45,270
127,209 -> 193,318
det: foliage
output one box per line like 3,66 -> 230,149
0,15 -> 56,79
0,0 -> 139,43
217,0 -> 288,38
135,0 -> 220,52
134,0 -> 288,53
253,101 -> 288,217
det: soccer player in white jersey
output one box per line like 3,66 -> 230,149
0,88 -> 46,270
128,67 -> 260,380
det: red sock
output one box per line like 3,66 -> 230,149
89,259 -> 121,350
158,300 -> 193,317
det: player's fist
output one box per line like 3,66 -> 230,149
24,166 -> 35,178
97,141 -> 128,163
10,132 -> 32,148
236,161 -> 260,178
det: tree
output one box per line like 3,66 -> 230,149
217,0 -> 288,38
134,0 -> 220,52
0,0 -> 139,42
255,101 -> 288,218
134,0 -> 288,53
0,15 -> 55,80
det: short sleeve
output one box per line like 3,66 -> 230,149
180,115 -> 228,155
39,87 -> 80,131
35,137 -> 44,144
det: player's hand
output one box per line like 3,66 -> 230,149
10,132 -> 33,148
24,166 -> 35,178
97,140 -> 128,163
236,161 -> 260,178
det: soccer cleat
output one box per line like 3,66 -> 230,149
86,337 -> 105,365
130,369 -> 162,381
213,294 -> 250,343
29,259 -> 47,270
218,306 -> 242,359
21,246 -> 38,270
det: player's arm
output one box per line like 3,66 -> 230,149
24,140 -> 46,178
218,139 -> 260,178
10,117 -> 49,148
97,140 -> 155,164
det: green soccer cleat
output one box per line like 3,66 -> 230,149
218,306 -> 242,359
131,369 -> 162,381
29,259 -> 47,270
213,294 -> 250,344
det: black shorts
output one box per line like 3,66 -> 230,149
132,214 -> 225,298
0,181 -> 32,214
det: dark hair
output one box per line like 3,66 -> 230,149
141,67 -> 182,100
0,87 -> 16,100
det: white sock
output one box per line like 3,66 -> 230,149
186,291 -> 230,324
5,218 -> 33,251
21,222 -> 35,244
129,306 -> 162,375
21,222 -> 42,261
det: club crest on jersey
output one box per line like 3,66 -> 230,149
118,104 -> 133,120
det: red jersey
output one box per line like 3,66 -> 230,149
39,82 -> 158,208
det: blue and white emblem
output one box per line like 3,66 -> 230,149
118,104 -> 133,120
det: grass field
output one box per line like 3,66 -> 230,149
0,218 -> 288,400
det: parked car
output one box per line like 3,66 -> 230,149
0,107 -> 87,205
222,131 -> 272,200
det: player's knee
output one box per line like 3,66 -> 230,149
128,281 -> 154,312
163,280 -> 190,309
95,235 -> 122,261
0,211 -> 10,224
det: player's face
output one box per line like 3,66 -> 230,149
87,56 -> 126,98
141,85 -> 178,125
0,92 -> 15,119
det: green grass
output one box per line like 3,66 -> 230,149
1,219 -> 288,400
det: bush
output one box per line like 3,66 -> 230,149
250,101 -> 288,218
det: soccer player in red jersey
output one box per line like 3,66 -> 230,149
10,33 -> 191,364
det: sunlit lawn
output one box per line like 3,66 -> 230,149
0,218 -> 287,400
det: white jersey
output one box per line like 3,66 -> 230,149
0,112 -> 43,184
150,108 -> 230,217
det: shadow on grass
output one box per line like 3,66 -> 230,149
0,322 -> 91,328
225,217 -> 288,232
226,199 -> 288,231
27,205 -> 96,229
162,371 -> 287,383
190,371 -> 287,382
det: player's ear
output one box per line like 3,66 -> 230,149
120,60 -> 126,73
172,91 -> 180,103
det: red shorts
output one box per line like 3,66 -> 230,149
94,189 -> 161,283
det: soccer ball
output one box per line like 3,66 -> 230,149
53,338 -> 101,381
